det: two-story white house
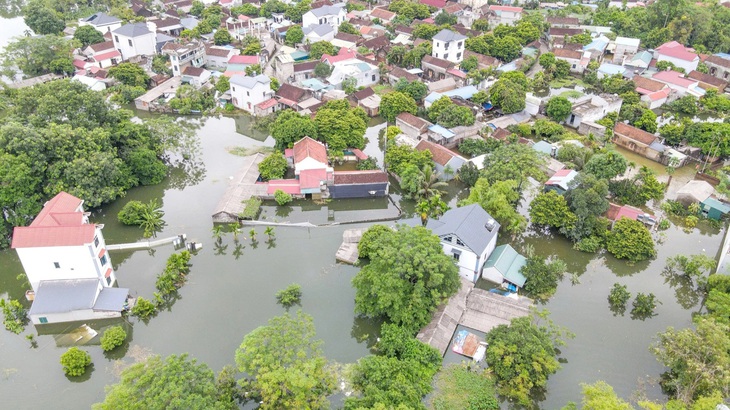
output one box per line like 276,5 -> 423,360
405,204 -> 501,283
78,12 -> 122,34
162,40 -> 206,77
302,5 -> 346,32
326,58 -> 379,89
485,5 -> 523,26
654,41 -> 700,73
230,74 -> 273,114
12,192 -> 118,292
432,29 -> 467,64
112,22 -> 157,61
82,40 -> 121,69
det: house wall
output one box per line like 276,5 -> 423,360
641,94 -> 668,110
432,39 -> 465,63
302,10 -> 346,30
481,266 -> 505,285
113,32 -> 156,60
79,21 -> 122,34
294,158 -> 328,174
206,54 -> 232,70
706,61 -> 730,81
657,54 -> 699,73
395,118 -> 426,139
612,134 -> 662,162
31,308 -> 121,325
230,81 -> 271,113
329,182 -> 388,198
558,56 -> 584,74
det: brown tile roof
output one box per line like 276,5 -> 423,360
444,3 -> 465,13
334,170 -> 388,184
547,16 -> 580,25
351,87 -> 375,101
310,0 -> 333,8
370,8 -> 396,20
395,25 -> 414,35
633,76 -> 667,92
206,47 -> 233,57
704,55 -> 730,69
89,41 -> 114,53
276,84 -> 307,102
361,35 -> 390,51
293,137 -> 328,164
614,122 -> 658,145
687,70 -> 728,89
553,48 -> 582,60
464,50 -> 499,67
415,139 -> 461,166
335,32 -> 360,43
491,127 -> 511,140
389,67 -> 420,82
549,27 -> 583,37
452,25 -> 481,38
563,42 -> 584,51
606,202 -> 621,221
397,112 -> 431,131
348,18 -> 371,27
423,55 -> 454,69
293,61 -> 318,72
182,66 -> 205,76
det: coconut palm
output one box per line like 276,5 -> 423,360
228,223 -> 242,240
264,226 -> 275,240
211,225 -> 224,242
417,165 -> 448,200
249,229 -> 257,242
139,199 -> 165,238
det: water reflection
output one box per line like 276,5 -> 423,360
350,315 -> 382,350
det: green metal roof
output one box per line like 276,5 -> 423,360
702,197 -> 730,214
483,244 -> 527,287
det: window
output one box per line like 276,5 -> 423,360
372,74 -> 376,81
232,86 -> 236,92
39,317 -> 48,324
94,236 -> 99,247
99,254 -> 108,266
572,64 -> 576,69
263,92 -> 266,97
443,236 -> 453,242
114,35 -> 119,43
452,252 -> 460,261
174,65 -> 178,72
456,238 -> 465,246
458,41 -> 462,48
444,54 -> 449,60
54,262 -> 60,269
247,91 -> 250,96
444,43 -> 449,50
128,39 -> 132,47
106,276 -> 112,285
456,52 -> 461,60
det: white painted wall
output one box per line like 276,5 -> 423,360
440,233 -> 498,283
656,54 -> 699,73
230,80 -> 272,113
432,39 -> 465,63
113,32 -> 156,60
79,20 -> 122,34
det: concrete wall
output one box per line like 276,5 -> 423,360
113,32 -> 156,60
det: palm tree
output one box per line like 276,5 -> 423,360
249,229 -> 257,242
417,165 -> 448,200
139,199 -> 165,238
211,225 -> 224,242
264,226 -> 275,240
664,157 -> 680,191
228,223 -> 241,240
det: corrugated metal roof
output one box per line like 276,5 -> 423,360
94,287 -> 129,311
29,279 -> 99,315
425,204 -> 500,256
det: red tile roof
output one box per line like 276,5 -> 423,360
93,50 -> 121,61
370,7 -> 396,20
299,168 -> 328,189
229,55 -> 259,65
614,122 -> 657,145
267,179 -> 301,195
256,98 -> 278,110
653,70 -> 697,88
293,137 -> 328,165
11,192 -> 98,248
322,48 -> 356,64
334,170 -> 388,184
419,0 -> 447,7
415,139 -> 461,166
488,5 -> 523,12
30,192 -> 83,227
351,148 -> 368,160
656,41 -> 698,62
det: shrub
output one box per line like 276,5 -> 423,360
275,284 -> 302,307
131,296 -> 157,320
258,152 -> 288,181
658,219 -> 671,230
60,347 -> 92,376
100,326 -> 127,352
274,189 -> 292,206
1,298 -> 28,334
631,293 -> 659,318
155,251 -> 192,297
608,283 -> 631,313
118,200 -> 147,225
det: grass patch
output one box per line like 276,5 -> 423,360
227,146 -> 275,157
239,197 -> 262,220
549,76 -> 592,89
560,90 -> 584,99
429,364 -> 499,410
372,84 -> 394,95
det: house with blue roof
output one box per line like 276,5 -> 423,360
597,63 -> 628,79
482,244 -> 527,290
402,203 -> 501,283
701,197 -> 730,221
583,35 -> 610,61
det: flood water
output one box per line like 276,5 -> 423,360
0,20 -> 726,409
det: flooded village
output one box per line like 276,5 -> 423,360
1,0 -> 730,409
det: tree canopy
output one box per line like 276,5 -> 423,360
235,311 -> 335,409
352,225 -> 460,333
606,218 -> 656,262
94,354 -> 236,410
460,178 -> 526,233
546,96 -> 573,123
313,100 -> 367,151
23,0 -> 65,34
270,110 -> 317,150
73,25 -> 105,48
380,91 -> 418,123
1,35 -> 74,78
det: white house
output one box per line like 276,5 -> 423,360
302,5 -> 346,32
112,23 -> 156,60
485,5 -> 523,26
654,41 -> 699,73
566,94 -> 623,129
432,29 -> 467,64
652,70 -> 705,98
11,192 -> 118,293
82,41 -> 121,69
415,139 -> 467,180
303,24 -> 336,43
162,40 -> 206,77
554,48 -> 587,74
406,204 -> 501,283
291,136 -> 333,176
78,12 -> 122,34
181,66 -> 211,87
230,74 -> 273,114
613,36 -> 640,63
205,46 -> 236,70
326,58 -> 379,89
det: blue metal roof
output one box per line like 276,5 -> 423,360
428,124 -> 456,138
443,85 -> 478,100
425,92 -> 443,104
301,78 -> 329,91
291,51 -> 309,61
702,197 -> 730,214
714,53 -> 730,60
532,140 -> 553,155
497,61 -> 517,72
598,63 -> 626,76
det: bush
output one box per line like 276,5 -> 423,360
60,347 -> 92,376
100,326 -> 127,352
155,251 -> 192,297
274,189 -> 292,206
258,152 -> 288,181
608,283 -> 630,314
239,197 -> 262,220
631,293 -> 659,318
118,200 -> 147,225
357,224 -> 393,259
1,298 -> 28,334
275,284 -> 302,307
573,235 -> 603,253
131,296 -> 157,320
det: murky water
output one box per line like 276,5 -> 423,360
0,22 -> 726,407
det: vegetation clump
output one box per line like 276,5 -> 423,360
155,251 -> 192,298
1,298 -> 28,334
239,197 -> 262,220
631,293 -> 659,319
60,347 -> 91,377
130,297 -> 157,321
117,199 -> 166,238
275,284 -> 302,308
608,283 -> 631,315
100,326 -> 127,352
274,189 -> 293,206
258,152 -> 288,181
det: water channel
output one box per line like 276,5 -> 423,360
0,13 -> 726,409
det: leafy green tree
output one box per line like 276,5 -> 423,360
23,0 -> 65,34
539,52 -> 556,71
472,18 -> 490,31
489,35 -> 522,61
1,34 -> 74,78
0,298 -> 28,334
460,178 -> 526,233
258,152 -> 288,181
274,189 -> 293,206
244,64 -> 262,76
521,256 -> 568,300
285,25 -> 304,46
270,110 -> 317,150
313,102 -> 367,151
546,96 -> 573,122
108,63 -> 151,88
94,354 -> 235,409
481,143 -> 546,185
606,218 -> 656,262
458,138 -> 498,158
60,347 -> 92,377
384,144 -> 432,176
583,150 -> 628,180
239,35 -> 261,55
533,118 -> 566,142
339,21 -> 359,35
608,283 -> 631,315
631,292 -> 659,319
130,296 -> 157,320
457,161 -> 480,187
284,0 -> 311,23
100,326 -> 127,352
609,166 -> 665,206
309,41 -> 338,59
413,23 -> 444,40
529,191 -> 577,229
269,77 -> 279,91
118,201 -> 147,225
215,75 -> 230,94
352,225 -> 460,333
633,109 -> 658,133
486,314 -> 569,406
73,25 -> 105,47
578,381 -> 634,410
489,78 -> 526,114
235,311 -> 335,409
314,62 -> 331,78
706,275 -> 730,325
213,29 -> 233,45
388,0 -> 431,20
151,55 -> 171,76
275,284 -> 302,307
394,79 -> 429,102
564,173 -> 610,243
358,224 -> 393,259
